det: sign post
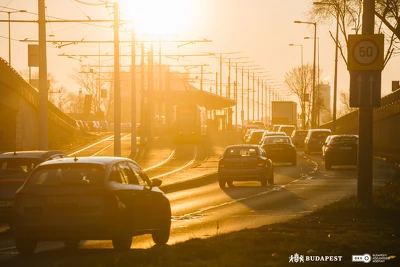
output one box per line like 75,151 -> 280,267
348,0 -> 382,204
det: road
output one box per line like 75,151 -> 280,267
0,135 -> 398,264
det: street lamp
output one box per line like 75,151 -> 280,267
294,20 -> 317,128
313,1 -> 339,133
289,43 -> 306,129
0,8 -> 26,65
304,36 -> 320,125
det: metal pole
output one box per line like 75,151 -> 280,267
113,2 -> 121,156
247,69 -> 250,123
140,42 -> 146,142
358,0 -> 375,204
228,58 -> 231,99
38,0 -> 48,149
158,36 -> 162,135
332,7 -> 339,133
312,23 -> 317,128
257,77 -> 260,120
200,65 -> 203,91
130,28 -> 136,158
252,73 -> 255,121
241,66 -> 244,126
8,12 -> 11,64
235,62 -> 238,126
261,81 -> 264,122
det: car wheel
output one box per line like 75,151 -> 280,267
268,167 -> 274,185
63,239 -> 81,250
325,159 -> 332,170
260,174 -> 268,187
227,181 -> 234,187
152,212 -> 171,245
219,178 -> 226,188
15,238 -> 37,255
292,157 -> 297,166
112,236 -> 132,251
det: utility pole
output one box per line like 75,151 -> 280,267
113,2 -> 121,157
358,0 -> 375,204
38,0 -> 48,149
130,28 -> 136,159
140,42 -> 146,144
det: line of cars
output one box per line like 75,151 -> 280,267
0,150 -> 171,254
218,124 -> 297,188
221,124 -> 359,188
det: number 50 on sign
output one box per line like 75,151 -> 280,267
347,34 -> 384,71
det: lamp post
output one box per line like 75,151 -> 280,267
304,36 -> 320,125
313,1 -> 339,133
289,43 -> 306,129
294,20 -> 317,128
0,8 -> 26,65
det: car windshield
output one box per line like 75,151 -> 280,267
224,147 -> 258,158
25,164 -> 104,187
264,137 -> 291,144
0,158 -> 41,180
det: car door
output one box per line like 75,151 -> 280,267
126,161 -> 163,230
118,161 -> 155,231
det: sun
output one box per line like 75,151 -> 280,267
118,0 -> 193,36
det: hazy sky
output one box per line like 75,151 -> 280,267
1,0 -> 399,109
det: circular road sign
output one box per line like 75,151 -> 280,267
353,39 -> 379,66
347,34 -> 384,71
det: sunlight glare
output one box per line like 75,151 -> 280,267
119,0 -> 193,35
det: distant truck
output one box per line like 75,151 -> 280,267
271,101 -> 297,128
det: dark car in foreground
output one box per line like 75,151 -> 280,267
261,136 -> 297,166
0,150 -> 67,224
218,145 -> 274,188
323,134 -> 359,169
12,156 -> 171,254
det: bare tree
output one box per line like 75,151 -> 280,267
309,0 -> 396,67
72,64 -> 114,120
18,70 -> 70,110
338,90 -> 358,116
284,63 -> 315,127
63,92 -> 84,114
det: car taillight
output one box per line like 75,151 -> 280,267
257,158 -> 265,167
327,144 -> 334,149
219,160 -> 225,168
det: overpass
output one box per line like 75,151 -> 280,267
0,58 -> 78,151
320,88 -> 400,161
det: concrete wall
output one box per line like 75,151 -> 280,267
0,58 -> 78,151
320,89 -> 400,156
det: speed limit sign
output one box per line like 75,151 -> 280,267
348,34 -> 384,71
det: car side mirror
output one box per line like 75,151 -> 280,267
151,178 -> 162,187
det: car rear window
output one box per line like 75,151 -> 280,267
0,158 -> 41,180
263,137 -> 291,144
25,164 -> 104,187
224,147 -> 258,158
311,132 -> 330,139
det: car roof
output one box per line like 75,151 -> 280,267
37,156 -> 132,167
0,150 -> 66,159
264,135 -> 291,139
308,129 -> 331,132
264,131 -> 286,135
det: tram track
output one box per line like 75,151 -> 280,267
65,133 -> 210,182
